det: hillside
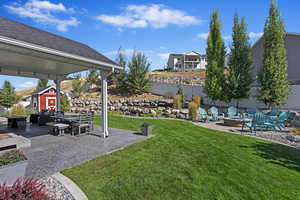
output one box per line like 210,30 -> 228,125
16,71 -> 203,100
148,70 -> 205,85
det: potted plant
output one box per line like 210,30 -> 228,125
140,122 -> 153,136
0,150 -> 28,186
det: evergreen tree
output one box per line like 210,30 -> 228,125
226,13 -> 252,107
127,52 -> 151,94
204,10 -> 226,103
258,0 -> 289,107
36,79 -> 48,91
114,48 -> 128,91
72,74 -> 84,97
0,80 -> 19,108
86,69 -> 100,89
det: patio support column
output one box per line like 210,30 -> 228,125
101,71 -> 109,138
55,79 -> 61,112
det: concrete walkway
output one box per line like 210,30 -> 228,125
7,125 -> 150,178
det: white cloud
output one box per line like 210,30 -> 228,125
5,0 -> 79,32
96,4 -> 202,29
158,53 -> 169,60
16,81 -> 36,90
197,32 -> 208,39
249,32 -> 263,39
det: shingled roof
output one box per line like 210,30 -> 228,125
0,16 -> 118,66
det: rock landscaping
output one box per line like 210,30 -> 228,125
70,98 -> 190,119
41,176 -> 75,200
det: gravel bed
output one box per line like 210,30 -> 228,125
194,121 -> 300,149
40,176 -> 75,200
241,130 -> 300,149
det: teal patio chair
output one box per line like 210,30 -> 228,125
209,106 -> 224,121
197,108 -> 213,122
227,106 -> 240,119
272,111 -> 290,131
245,107 -> 258,118
269,107 -> 280,117
266,107 -> 281,121
242,112 -> 276,132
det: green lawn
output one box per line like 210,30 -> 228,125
62,116 -> 300,200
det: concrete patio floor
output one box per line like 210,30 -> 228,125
1,124 -> 151,178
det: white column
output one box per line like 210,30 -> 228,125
101,71 -> 109,138
55,79 -> 61,112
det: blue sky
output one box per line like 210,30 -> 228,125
0,0 -> 299,90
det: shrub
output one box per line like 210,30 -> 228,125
173,95 -> 182,109
192,96 -> 201,108
0,178 -> 53,200
108,111 -> 122,116
26,108 -> 36,116
0,150 -> 27,167
9,104 -> 26,117
177,87 -> 185,106
61,94 -> 70,113
188,102 -> 198,120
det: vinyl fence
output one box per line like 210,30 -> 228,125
148,81 -> 300,110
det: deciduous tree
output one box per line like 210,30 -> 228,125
258,0 -> 289,107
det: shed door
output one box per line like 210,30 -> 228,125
46,97 -> 56,110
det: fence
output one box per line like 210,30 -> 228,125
148,81 -> 300,110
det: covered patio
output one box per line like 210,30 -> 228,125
0,16 -> 121,138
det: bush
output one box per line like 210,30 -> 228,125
192,96 -> 201,108
26,108 -> 36,116
61,94 -> 70,113
108,111 -> 122,116
188,102 -> 198,120
177,87 -> 185,106
0,178 -> 52,200
9,104 -> 26,117
173,95 -> 182,109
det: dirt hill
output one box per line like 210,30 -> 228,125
16,80 -> 74,99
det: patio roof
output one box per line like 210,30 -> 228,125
0,16 -> 120,80
0,16 -> 115,137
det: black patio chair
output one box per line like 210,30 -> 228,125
71,114 -> 94,136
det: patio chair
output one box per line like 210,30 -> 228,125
272,111 -> 290,131
242,112 -> 276,132
227,106 -> 240,119
266,107 -> 281,121
245,107 -> 258,118
197,108 -> 213,122
71,114 -> 94,136
209,106 -> 224,121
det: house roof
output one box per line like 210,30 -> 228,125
0,16 -> 118,67
32,86 -> 56,95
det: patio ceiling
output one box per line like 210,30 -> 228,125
0,16 -> 121,80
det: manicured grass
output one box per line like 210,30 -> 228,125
63,116 -> 300,200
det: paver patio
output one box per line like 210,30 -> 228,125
1,124 -> 150,178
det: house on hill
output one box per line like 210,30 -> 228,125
167,51 -> 207,71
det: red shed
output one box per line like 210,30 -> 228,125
31,86 -> 57,112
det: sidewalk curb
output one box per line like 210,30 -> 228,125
52,172 -> 88,200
